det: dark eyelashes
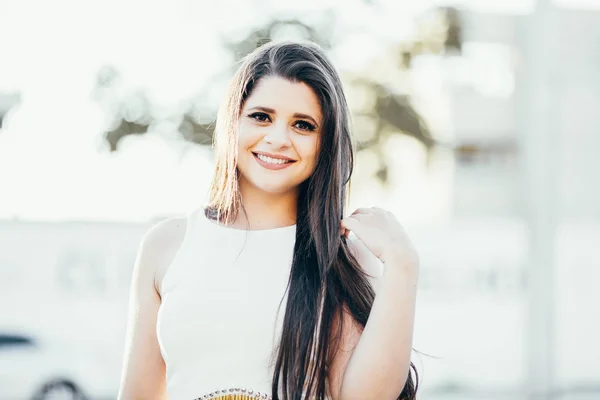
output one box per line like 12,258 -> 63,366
247,112 -> 317,132
294,120 -> 316,132
248,112 -> 270,122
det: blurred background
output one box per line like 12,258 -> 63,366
1,0 -> 599,399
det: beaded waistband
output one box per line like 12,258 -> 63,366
194,388 -> 272,400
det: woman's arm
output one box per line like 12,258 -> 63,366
333,263 -> 417,400
329,208 -> 419,400
117,217 -> 186,400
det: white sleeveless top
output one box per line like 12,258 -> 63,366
156,208 -> 297,399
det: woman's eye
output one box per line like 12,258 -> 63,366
294,120 -> 316,132
248,112 -> 270,122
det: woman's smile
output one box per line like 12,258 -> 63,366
252,151 -> 297,170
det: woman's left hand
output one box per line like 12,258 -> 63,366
341,207 -> 419,272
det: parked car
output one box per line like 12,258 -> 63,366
0,332 -> 116,399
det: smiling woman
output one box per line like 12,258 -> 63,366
237,76 -> 322,199
118,41 -> 419,400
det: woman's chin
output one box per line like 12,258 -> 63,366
249,180 -> 298,196
238,171 -> 305,196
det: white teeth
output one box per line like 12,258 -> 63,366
256,154 -> 291,165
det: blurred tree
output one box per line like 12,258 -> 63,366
178,115 -> 215,146
98,6 -> 462,183
398,6 -> 462,69
105,120 -> 149,152
222,18 -> 333,61
94,66 -> 154,151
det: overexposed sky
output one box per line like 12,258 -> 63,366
0,0 -> 438,222
0,0 -> 589,221
0,0 -> 229,221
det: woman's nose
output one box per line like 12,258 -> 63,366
264,122 -> 291,147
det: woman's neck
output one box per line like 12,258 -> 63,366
233,181 -> 298,230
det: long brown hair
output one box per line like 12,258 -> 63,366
207,41 -> 418,400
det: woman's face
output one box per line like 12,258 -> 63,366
237,75 -> 322,196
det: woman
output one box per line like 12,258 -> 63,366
118,41 -> 419,400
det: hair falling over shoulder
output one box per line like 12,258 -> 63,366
207,40 -> 418,400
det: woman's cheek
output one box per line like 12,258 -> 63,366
237,125 -> 262,152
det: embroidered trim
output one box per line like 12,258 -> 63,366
194,388 -> 272,399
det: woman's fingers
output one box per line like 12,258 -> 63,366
342,207 -> 388,237
341,215 -> 362,237
351,208 -> 373,216
370,206 -> 387,213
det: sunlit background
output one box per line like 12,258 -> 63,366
1,0 -> 599,399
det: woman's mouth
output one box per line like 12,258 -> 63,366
252,152 -> 296,170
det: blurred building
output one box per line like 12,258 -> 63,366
444,6 -> 600,393
447,8 -> 600,221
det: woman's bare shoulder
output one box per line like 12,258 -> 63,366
143,216 -> 187,248
136,216 -> 188,296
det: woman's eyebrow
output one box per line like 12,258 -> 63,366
247,106 -> 320,127
247,106 -> 276,114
